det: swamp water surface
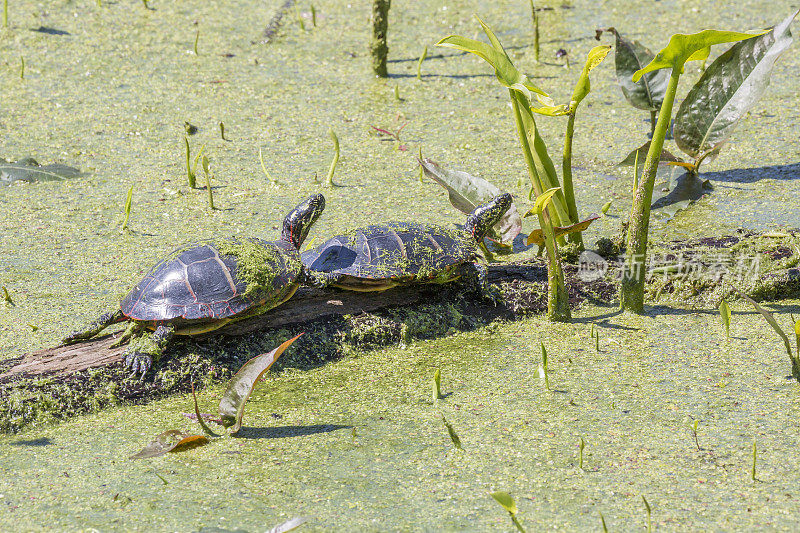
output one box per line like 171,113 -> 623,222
1,0 -> 800,530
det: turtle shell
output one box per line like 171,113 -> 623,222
121,238 -> 300,322
301,222 -> 475,283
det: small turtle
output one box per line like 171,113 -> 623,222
301,194 -> 512,297
62,194 -> 325,377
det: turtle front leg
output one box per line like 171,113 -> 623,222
122,324 -> 175,378
459,262 -> 502,305
300,268 -> 341,289
62,310 -> 125,345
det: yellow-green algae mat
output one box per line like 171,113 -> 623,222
3,303 -> 800,531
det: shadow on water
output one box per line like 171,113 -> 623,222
9,437 -> 53,446
233,424 -> 351,440
703,163 -> 800,184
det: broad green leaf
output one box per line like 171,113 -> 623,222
436,18 -> 547,98
526,214 -> 600,246
420,158 -> 522,243
490,491 -> 518,515
633,29 -> 765,81
730,287 -> 792,360
718,299 -> 731,338
0,157 -> 81,185
604,27 -> 670,111
619,141 -> 683,167
525,187 -> 561,217
218,333 -> 303,434
571,45 -> 612,106
129,430 -> 209,460
674,11 -> 797,162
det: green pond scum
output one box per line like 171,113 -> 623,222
1,0 -> 800,530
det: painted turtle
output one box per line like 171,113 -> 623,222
62,194 -> 325,377
301,194 -> 512,296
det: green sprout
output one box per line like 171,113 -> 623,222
394,85 -> 402,101
122,185 -> 134,232
184,136 -> 196,188
691,419 -> 701,451
295,5 -> 305,31
599,512 -> 609,533
219,121 -> 228,141
193,29 -> 199,55
141,0 -> 149,9
19,56 -> 24,80
3,0 -> 7,28
620,29 -> 763,313
417,45 -> 427,80
578,436 -> 585,469
432,368 -> 442,401
417,146 -> 424,183
718,299 -> 731,338
310,5 -> 317,27
642,495 -> 652,533
2,286 -> 13,306
201,155 -> 215,210
259,147 -> 278,185
600,200 -> 612,215
529,0 -> 539,63
325,127 -> 340,187
752,439 -> 757,481
490,491 -> 525,533
538,341 -> 549,390
590,324 -> 599,351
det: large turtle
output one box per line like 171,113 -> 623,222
62,194 -> 325,377
301,194 -> 512,297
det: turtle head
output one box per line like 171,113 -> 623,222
464,193 -> 513,244
282,194 -> 326,249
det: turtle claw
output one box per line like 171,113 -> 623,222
124,351 -> 152,378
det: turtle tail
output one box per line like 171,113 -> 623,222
61,310 -> 126,345
464,193 -> 513,244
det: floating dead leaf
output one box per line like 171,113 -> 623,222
129,430 -> 209,460
219,333 -> 303,434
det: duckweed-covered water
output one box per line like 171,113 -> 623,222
1,0 -> 799,530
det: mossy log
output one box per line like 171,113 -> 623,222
0,261 -> 559,383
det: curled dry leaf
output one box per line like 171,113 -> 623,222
420,158 -> 521,243
526,214 -> 600,247
218,333 -> 303,434
129,430 -> 209,460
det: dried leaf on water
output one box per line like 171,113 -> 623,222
129,430 -> 209,460
218,334 -> 303,434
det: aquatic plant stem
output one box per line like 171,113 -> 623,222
537,208 -> 570,322
416,45 -> 427,80
325,128 -> 339,187
562,111 -> 583,248
122,185 -> 133,231
370,0 -> 391,77
184,136 -> 195,188
650,109 -> 657,137
3,0 -> 8,28
620,71 -> 680,313
194,29 -> 199,55
530,0 -> 539,63
508,89 -> 567,229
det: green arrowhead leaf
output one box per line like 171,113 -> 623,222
571,44 -> 612,106
674,11 -> 797,162
524,187 -> 561,217
633,29 -> 766,81
490,491 -> 518,515
419,158 -> 522,243
606,27 -> 670,111
436,17 -> 547,98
